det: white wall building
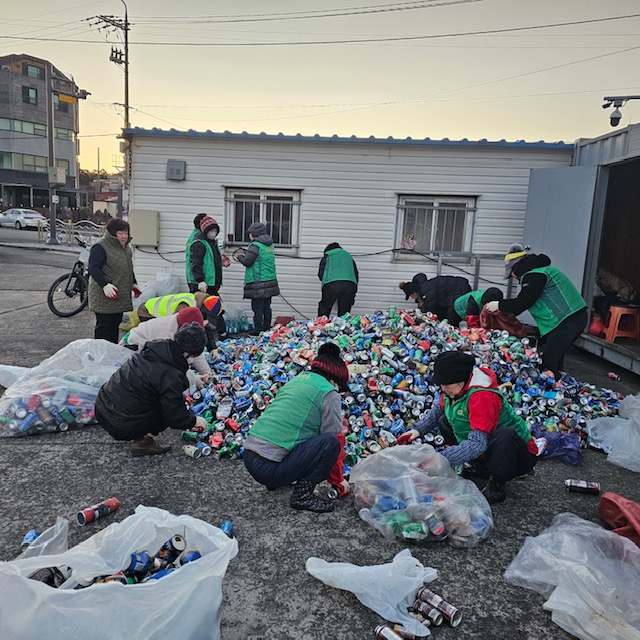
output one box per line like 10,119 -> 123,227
125,129 -> 573,320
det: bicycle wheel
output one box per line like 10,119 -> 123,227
47,272 -> 89,317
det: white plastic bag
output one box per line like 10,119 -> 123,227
350,445 -> 494,548
504,513 -> 640,640
587,409 -> 640,473
0,506 -> 238,640
18,517 -> 69,560
306,549 -> 437,637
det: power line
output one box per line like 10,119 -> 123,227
1,12 -> 639,46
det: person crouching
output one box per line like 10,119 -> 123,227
243,342 -> 351,513
95,322 -> 208,456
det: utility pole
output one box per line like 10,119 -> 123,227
45,61 -> 59,245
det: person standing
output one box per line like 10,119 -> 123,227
88,218 -> 141,343
243,342 -> 351,512
397,351 -> 538,504
95,323 -> 208,456
317,242 -> 359,318
185,213 -> 207,291
399,273 -> 470,324
237,222 -> 280,333
484,243 -> 588,377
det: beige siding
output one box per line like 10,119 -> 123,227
129,135 -> 572,320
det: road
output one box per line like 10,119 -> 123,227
1,241 -> 639,640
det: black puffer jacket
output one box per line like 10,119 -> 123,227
95,340 -> 196,436
415,273 -> 471,321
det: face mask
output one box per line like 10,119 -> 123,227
206,230 -> 218,240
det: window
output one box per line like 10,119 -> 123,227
0,118 -> 10,131
56,159 -> 70,173
56,127 -> 75,141
226,189 -> 300,247
23,64 -> 44,80
53,94 -> 69,113
16,154 -> 47,173
22,86 -> 37,105
0,152 -> 12,169
397,195 -> 476,254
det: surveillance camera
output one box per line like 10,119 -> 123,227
602,101 -> 612,109
610,108 -> 622,127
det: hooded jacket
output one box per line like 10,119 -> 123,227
238,232 -> 280,299
95,339 -> 196,437
413,273 -> 471,321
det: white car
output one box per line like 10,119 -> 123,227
0,208 -> 48,230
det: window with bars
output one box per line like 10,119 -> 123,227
396,195 -> 475,254
225,189 -> 300,247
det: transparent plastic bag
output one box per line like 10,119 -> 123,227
350,445 -> 494,548
587,413 -> 640,473
0,340 -> 133,437
504,512 -> 640,640
0,506 -> 238,640
306,549 -> 437,637
18,517 -> 69,560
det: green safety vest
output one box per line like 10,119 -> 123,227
244,242 -> 277,285
144,293 -> 197,318
322,248 -> 357,285
444,384 -> 531,445
185,229 -> 198,284
188,238 -> 217,286
453,290 -> 486,318
525,265 -> 586,336
248,372 -> 334,451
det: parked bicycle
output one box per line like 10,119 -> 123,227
47,237 -> 91,317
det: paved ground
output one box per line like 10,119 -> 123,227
1,236 -> 639,640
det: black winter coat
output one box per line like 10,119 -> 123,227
95,340 -> 196,438
413,273 -> 471,321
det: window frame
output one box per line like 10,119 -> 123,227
21,86 -> 38,105
224,188 -> 301,252
23,64 -> 44,80
53,94 -> 69,113
394,194 -> 477,261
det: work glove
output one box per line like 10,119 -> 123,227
335,479 -> 351,498
194,416 -> 208,430
484,301 -> 500,313
222,255 -> 231,268
197,281 -> 208,293
132,285 -> 142,298
103,283 -> 118,299
396,429 -> 419,445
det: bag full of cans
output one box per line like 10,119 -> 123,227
0,506 -> 238,640
0,339 -> 133,438
350,445 -> 494,548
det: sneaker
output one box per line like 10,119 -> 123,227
482,476 -> 507,504
290,480 -> 334,513
131,435 -> 171,457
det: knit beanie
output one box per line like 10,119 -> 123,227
248,222 -> 267,237
106,218 -> 130,236
200,216 -> 220,235
504,243 -> 529,279
174,322 -> 207,356
193,213 -> 207,230
432,351 -> 475,385
177,306 -> 204,328
480,287 -> 504,305
310,342 -> 350,392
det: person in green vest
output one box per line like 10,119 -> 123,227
243,342 -> 351,513
88,218 -> 141,343
453,287 -> 503,328
237,222 -> 280,333
396,351 -> 539,504
185,213 -> 207,289
317,242 -> 359,318
484,243 -> 588,377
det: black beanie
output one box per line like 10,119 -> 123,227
174,322 -> 207,356
310,342 -> 350,392
432,351 -> 475,385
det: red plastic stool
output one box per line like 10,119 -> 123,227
603,306 -> 640,343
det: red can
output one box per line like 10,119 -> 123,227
416,587 -> 463,627
76,497 -> 120,526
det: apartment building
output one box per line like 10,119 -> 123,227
0,54 -> 81,209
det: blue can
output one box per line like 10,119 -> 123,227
20,529 -> 40,551
18,412 -> 39,432
220,520 -> 234,538
179,549 -> 202,565
125,550 -> 153,576
141,568 -> 174,582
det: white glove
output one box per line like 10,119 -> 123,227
103,283 -> 118,299
194,416 -> 208,429
484,300 -> 500,313
197,281 -> 208,293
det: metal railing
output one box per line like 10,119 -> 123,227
37,219 -> 105,244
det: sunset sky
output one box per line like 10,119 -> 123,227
4,0 -> 640,172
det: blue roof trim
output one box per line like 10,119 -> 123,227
124,127 -> 572,150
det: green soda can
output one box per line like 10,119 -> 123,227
401,521 -> 428,540
59,407 -> 76,425
389,306 -> 397,317
181,430 -> 199,442
385,511 -> 412,535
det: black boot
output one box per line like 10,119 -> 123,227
290,480 -> 334,513
482,476 -> 507,504
461,460 -> 491,480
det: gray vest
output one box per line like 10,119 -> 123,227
88,232 -> 135,314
